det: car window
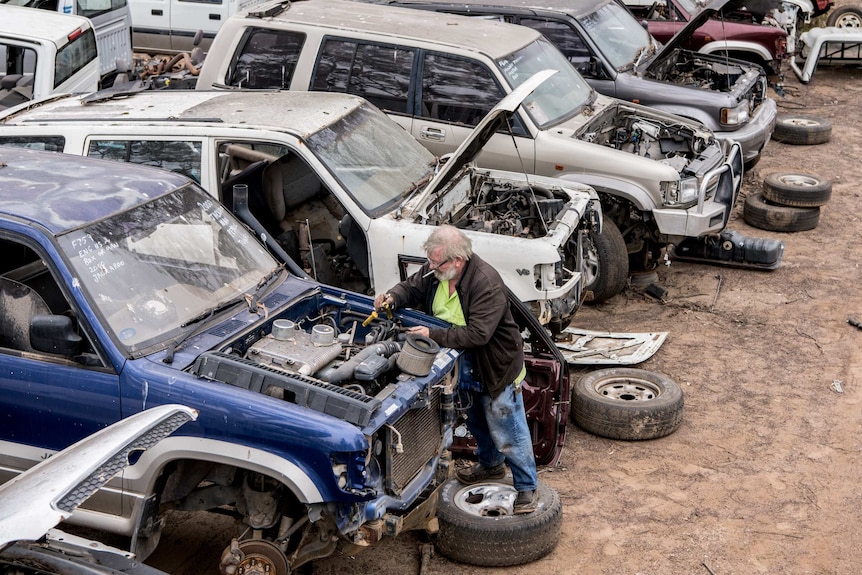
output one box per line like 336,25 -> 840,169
86,139 -> 203,183
312,39 -> 414,114
419,52 -> 503,127
0,136 -> 65,152
519,18 -> 593,74
0,237 -> 103,365
577,2 -> 654,69
226,28 -> 305,89
54,26 -> 98,88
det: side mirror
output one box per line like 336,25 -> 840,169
30,315 -> 82,357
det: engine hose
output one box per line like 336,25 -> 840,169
319,341 -> 401,384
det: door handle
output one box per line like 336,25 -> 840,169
209,13 -> 221,20
151,9 -> 162,15
419,127 -> 445,142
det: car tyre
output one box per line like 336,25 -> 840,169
583,218 -> 629,303
434,478 -> 562,567
762,171 -> 832,207
826,4 -> 862,27
743,192 -> 820,232
772,115 -> 832,145
572,367 -> 684,440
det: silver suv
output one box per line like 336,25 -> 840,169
196,0 -> 744,297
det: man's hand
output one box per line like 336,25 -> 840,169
373,292 -> 394,310
406,325 -> 430,338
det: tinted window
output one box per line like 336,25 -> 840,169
77,0 -> 128,20
227,28 -> 305,89
0,136 -> 66,152
419,52 -> 503,126
87,140 -> 203,183
519,18 -> 592,72
312,39 -> 414,114
54,27 -> 98,87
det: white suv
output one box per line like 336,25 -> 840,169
195,0 -> 744,297
0,77 -> 601,331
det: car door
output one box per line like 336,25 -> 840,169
129,0 -> 173,53
0,234 -> 123,513
169,0 -> 230,52
412,50 -> 536,173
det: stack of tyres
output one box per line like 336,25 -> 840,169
743,171 -> 832,232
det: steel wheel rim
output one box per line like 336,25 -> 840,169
452,482 -> 517,517
785,118 -> 822,127
775,174 -> 820,188
835,13 -> 862,27
594,375 -> 661,401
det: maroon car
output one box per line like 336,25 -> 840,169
624,0 -> 790,73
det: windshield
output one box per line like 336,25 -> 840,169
57,185 -> 277,352
307,103 -> 437,216
579,2 -> 656,69
496,37 -> 594,128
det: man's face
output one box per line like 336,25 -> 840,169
428,248 -> 459,282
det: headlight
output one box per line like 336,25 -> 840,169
721,101 -> 750,126
661,178 -> 700,206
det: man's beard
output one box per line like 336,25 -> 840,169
434,267 -> 458,282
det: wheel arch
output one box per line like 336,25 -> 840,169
699,40 -> 774,65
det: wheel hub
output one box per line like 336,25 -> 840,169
594,376 -> 660,401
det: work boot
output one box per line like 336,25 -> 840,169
455,462 -> 506,484
513,489 -> 538,514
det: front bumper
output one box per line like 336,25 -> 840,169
651,142 -> 743,241
715,98 -> 778,165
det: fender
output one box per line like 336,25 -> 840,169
699,40 -> 774,64
554,173 -> 659,213
65,435 -> 325,537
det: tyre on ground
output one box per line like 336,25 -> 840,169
583,218 -> 629,303
762,171 -> 832,207
743,192 -> 820,232
826,4 -> 862,27
571,367 -> 684,440
772,115 -> 832,145
434,478 -> 562,567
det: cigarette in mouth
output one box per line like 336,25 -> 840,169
422,269 -> 435,278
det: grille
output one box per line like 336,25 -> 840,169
386,386 -> 442,495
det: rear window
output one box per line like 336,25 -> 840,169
87,139 -> 203,183
227,28 -> 305,89
0,137 -> 66,152
77,0 -> 128,19
55,27 -> 98,88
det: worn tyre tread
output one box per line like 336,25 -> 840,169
572,367 -> 684,440
743,192 -> 820,232
583,218 -> 629,303
762,172 -> 832,207
435,479 -> 562,567
772,115 -> 832,145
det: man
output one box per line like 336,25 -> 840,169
373,225 -> 538,514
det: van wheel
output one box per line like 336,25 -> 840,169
434,478 -> 562,567
762,172 -> 832,207
572,367 -> 684,440
582,219 -> 628,303
772,115 -> 832,145
743,192 -> 820,232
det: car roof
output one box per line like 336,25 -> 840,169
0,4 -> 94,45
247,0 -> 542,59
386,0 -> 608,20
0,90 -> 367,134
0,147 -> 193,235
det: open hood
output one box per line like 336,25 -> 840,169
0,405 -> 197,548
416,69 -> 557,205
651,0 -> 749,63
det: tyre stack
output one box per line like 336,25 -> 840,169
743,114 -> 833,232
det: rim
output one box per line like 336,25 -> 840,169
775,174 -> 820,188
593,375 -> 662,401
784,117 -> 822,127
582,236 -> 600,287
835,13 -> 862,27
452,482 -> 518,517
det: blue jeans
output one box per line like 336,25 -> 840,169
465,382 -> 538,492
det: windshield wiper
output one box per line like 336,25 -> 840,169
163,264 -> 286,363
395,163 -> 437,218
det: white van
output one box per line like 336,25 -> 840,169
128,0 -> 268,54
0,0 -> 133,84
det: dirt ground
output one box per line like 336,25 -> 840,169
138,64 -> 862,575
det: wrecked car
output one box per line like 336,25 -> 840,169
0,77 -> 601,332
0,142 -> 571,572
389,0 -> 776,169
0,405 -> 195,575
195,0 -> 744,297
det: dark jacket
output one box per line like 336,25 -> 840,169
387,254 -> 524,398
